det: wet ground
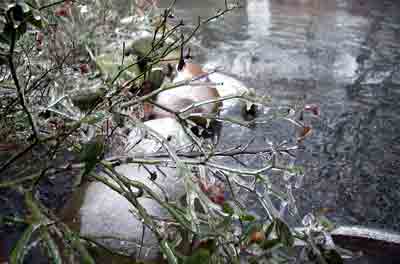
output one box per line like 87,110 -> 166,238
0,147 -> 77,263
162,0 -> 400,231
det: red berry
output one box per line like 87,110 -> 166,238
79,64 -> 90,74
199,180 -> 210,194
55,8 -> 67,17
35,32 -> 44,50
250,231 -> 265,244
304,104 -> 320,116
55,1 -> 72,17
210,193 -> 225,205
36,32 -> 44,43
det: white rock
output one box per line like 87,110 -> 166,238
127,117 -> 193,154
77,118 -> 192,259
79,164 -> 185,259
207,71 -> 253,112
120,16 -> 135,24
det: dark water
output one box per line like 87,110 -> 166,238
161,0 -> 400,231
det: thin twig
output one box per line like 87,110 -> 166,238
8,27 -> 38,139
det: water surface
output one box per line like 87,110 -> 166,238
161,0 -> 400,231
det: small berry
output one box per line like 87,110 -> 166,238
55,1 -> 72,17
36,32 -> 44,50
79,63 -> 90,74
304,104 -> 320,116
249,231 -> 265,244
199,181 -> 210,193
55,7 -> 68,17
210,194 -> 225,205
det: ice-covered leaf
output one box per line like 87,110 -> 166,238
275,218 -> 294,247
80,135 -> 105,177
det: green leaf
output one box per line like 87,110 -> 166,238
0,32 -> 11,45
215,216 -> 233,230
239,214 -> 256,222
0,23 -> 14,45
287,165 -> 304,175
25,10 -> 44,29
324,249 -> 343,264
160,240 -> 178,264
275,218 -> 294,247
43,233 -> 62,264
126,36 -> 179,60
96,53 -> 140,81
222,202 -> 234,215
80,136 -> 105,176
10,224 -> 37,264
248,257 -> 258,264
70,87 -> 106,112
264,220 -> 275,239
82,112 -> 106,125
184,248 -> 211,264
316,214 -> 336,232
260,238 -> 280,250
69,236 -> 96,264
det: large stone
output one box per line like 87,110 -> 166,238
65,118 -> 191,260
127,117 -> 193,154
79,164 -> 185,259
206,71 -> 251,111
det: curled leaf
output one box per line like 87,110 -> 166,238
297,126 -> 312,143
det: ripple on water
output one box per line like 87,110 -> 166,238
169,0 -> 400,230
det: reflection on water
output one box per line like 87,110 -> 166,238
163,0 -> 400,231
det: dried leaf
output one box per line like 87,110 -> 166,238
297,126 -> 312,143
249,231 -> 265,244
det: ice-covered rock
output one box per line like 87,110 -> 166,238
127,117 -> 193,154
78,164 -> 185,259
206,71 -> 257,115
67,118 -> 191,260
